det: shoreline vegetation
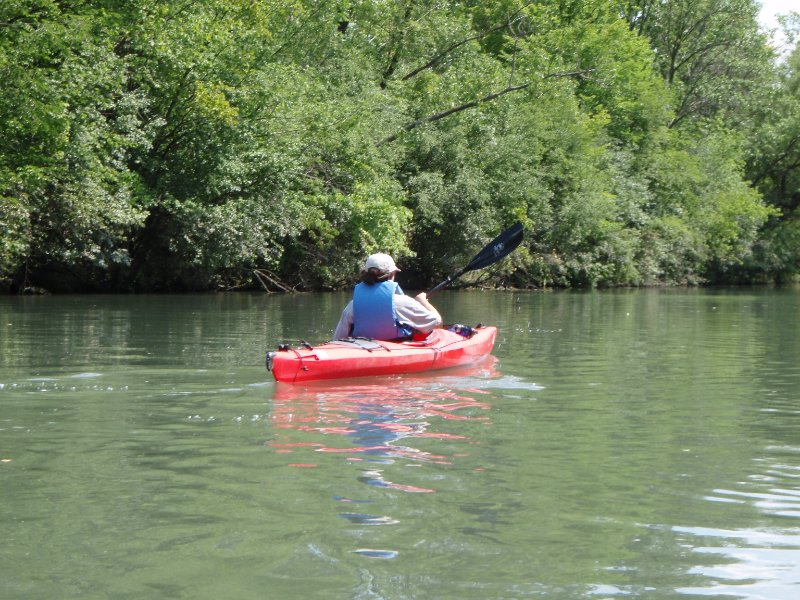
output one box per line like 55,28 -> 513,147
6,279 -> 797,297
2,1 -> 799,295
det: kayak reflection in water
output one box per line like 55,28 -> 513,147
269,365 -> 498,558
333,253 -> 442,341
270,361 -> 498,491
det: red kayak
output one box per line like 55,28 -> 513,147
266,325 -> 497,383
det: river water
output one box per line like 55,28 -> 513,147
1,288 -> 798,599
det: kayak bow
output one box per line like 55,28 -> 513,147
266,325 -> 497,383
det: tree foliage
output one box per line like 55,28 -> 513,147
0,0 -> 796,292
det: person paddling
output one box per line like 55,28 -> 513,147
333,253 -> 442,341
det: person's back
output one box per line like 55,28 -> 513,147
352,279 -> 408,340
333,253 -> 442,340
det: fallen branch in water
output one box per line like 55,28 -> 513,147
254,269 -> 297,293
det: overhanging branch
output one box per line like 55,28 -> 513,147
377,69 -> 595,146
399,1 -> 538,83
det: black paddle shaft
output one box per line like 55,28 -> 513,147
428,222 -> 524,295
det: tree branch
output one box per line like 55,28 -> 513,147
400,22 -> 509,82
378,69 -> 593,146
750,133 -> 800,186
381,1 -> 416,88
399,1 -> 537,83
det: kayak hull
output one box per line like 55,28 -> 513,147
267,326 -> 497,383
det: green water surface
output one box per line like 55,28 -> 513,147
1,289 -> 798,599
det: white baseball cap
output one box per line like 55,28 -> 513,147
364,253 -> 400,273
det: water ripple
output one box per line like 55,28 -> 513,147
339,513 -> 399,526
352,548 -> 398,559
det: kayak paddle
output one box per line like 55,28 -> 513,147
428,221 -> 524,295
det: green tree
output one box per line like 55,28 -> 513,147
0,0 -> 148,290
623,0 -> 770,128
0,0 -> 792,292
740,19 -> 800,281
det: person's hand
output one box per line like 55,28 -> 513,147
414,292 -> 437,313
414,291 -> 442,326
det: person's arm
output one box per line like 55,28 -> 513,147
333,301 -> 354,339
414,292 -> 439,317
395,294 -> 442,333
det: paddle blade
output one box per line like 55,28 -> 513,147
427,222 -> 524,295
464,221 -> 524,272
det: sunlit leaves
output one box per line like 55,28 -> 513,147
0,0 -> 794,290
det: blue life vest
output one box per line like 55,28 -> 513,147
352,281 -> 412,340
